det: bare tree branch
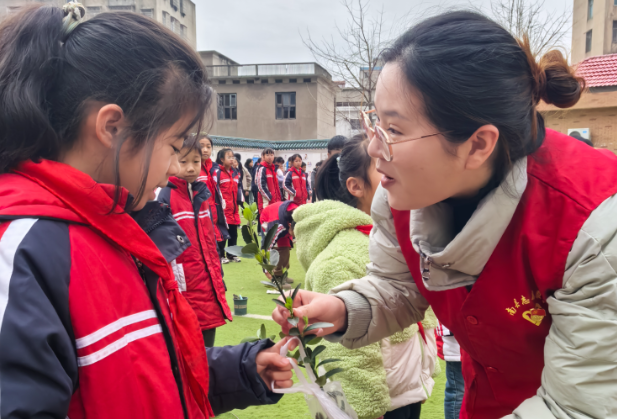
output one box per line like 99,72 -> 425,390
490,0 -> 570,56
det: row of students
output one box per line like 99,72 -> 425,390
0,5 -> 295,418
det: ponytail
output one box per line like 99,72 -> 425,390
315,134 -> 371,207
0,5 -> 65,173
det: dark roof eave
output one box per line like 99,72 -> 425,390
210,136 -> 328,150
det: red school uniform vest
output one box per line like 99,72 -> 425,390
164,177 -> 232,330
198,159 -> 222,241
217,166 -> 241,225
392,129 -> 617,419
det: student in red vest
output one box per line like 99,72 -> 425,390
0,5 -> 295,418
283,154 -> 311,206
259,200 -> 298,288
255,148 -> 282,220
157,140 -> 232,347
274,11 -> 617,419
197,134 -> 230,257
215,148 -> 243,263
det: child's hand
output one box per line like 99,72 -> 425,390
255,336 -> 297,390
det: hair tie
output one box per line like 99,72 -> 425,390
61,2 -> 85,43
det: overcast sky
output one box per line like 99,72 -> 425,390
195,0 -> 572,66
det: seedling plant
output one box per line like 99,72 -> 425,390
227,203 -> 343,388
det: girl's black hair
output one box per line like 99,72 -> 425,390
316,134 -> 372,207
274,157 -> 285,165
182,137 -> 202,156
216,148 -> 233,165
234,152 -> 243,172
196,133 -> 213,148
262,148 -> 275,156
289,154 -> 302,164
0,5 -> 212,210
381,11 -> 584,183
245,158 -> 254,167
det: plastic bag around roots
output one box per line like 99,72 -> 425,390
272,337 -> 358,419
305,381 -> 358,419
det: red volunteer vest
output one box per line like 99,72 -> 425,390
217,166 -> 240,225
198,159 -> 222,241
392,129 -> 617,418
286,167 -> 309,206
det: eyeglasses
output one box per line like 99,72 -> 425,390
360,110 -> 446,162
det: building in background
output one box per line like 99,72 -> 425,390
571,0 -> 617,63
540,0 -> 617,152
202,51 -> 337,142
0,0 -> 196,49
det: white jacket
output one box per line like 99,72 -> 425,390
326,156 -> 617,419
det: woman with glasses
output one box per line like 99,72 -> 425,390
274,11 -> 617,419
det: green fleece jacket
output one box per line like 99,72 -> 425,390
293,201 -> 389,419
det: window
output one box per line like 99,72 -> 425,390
170,17 -> 180,34
218,80 -> 226,84
108,5 -> 134,11
261,79 -> 269,84
180,24 -> 187,39
613,21 -> 617,43
232,80 -> 240,84
87,6 -> 101,17
588,0 -> 593,20
180,0 -> 185,15
586,30 -> 593,53
247,80 -> 255,84
350,119 -> 362,130
141,8 -> 154,18
218,94 -> 237,120
170,0 -> 179,10
303,78 -> 311,83
290,79 -> 297,83
275,79 -> 283,83
162,11 -> 169,27
276,92 -> 296,120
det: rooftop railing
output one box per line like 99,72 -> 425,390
205,63 -> 331,79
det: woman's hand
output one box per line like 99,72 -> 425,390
272,289 -> 348,336
255,337 -> 297,389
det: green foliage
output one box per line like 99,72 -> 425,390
234,203 -> 344,388
240,323 -> 277,344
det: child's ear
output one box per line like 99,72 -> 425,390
346,177 -> 365,199
95,104 -> 125,149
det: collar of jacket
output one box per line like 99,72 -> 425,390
260,161 -> 276,171
131,200 -> 190,263
405,156 -> 528,291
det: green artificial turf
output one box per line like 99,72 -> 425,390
214,225 -> 446,419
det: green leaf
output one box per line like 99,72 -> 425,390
255,253 -> 263,263
311,345 -> 326,359
251,202 -> 258,213
303,335 -> 321,346
242,207 -> 253,222
225,246 -> 255,259
304,322 -> 335,333
262,223 -> 279,250
242,242 -> 259,255
291,283 -> 302,302
272,299 -> 287,308
291,350 -> 301,360
303,315 -> 309,327
316,376 -> 327,387
269,335 -> 276,341
241,225 -> 253,245
279,331 -> 286,340
303,357 -> 312,366
288,327 -> 301,337
260,281 -> 277,289
263,264 -> 277,272
317,358 -> 342,368
258,324 -> 266,340
285,297 -> 293,310
240,336 -> 260,343
323,367 -> 345,380
287,316 -> 299,327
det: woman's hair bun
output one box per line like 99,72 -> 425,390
518,36 -> 585,109
538,49 -> 585,109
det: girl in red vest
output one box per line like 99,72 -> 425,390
197,134 -> 226,245
283,154 -> 311,206
0,5 -> 294,419
216,148 -> 242,262
158,140 -> 232,348
255,148 -> 282,219
275,11 -> 617,419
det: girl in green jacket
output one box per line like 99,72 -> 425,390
293,134 -> 438,419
